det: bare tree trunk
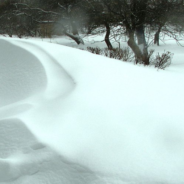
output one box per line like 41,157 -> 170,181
64,31 -> 84,45
154,24 -> 163,46
104,22 -> 113,50
70,22 -> 84,44
135,25 -> 149,65
67,5 -> 84,45
61,22 -> 84,45
127,29 -> 149,65
128,31 -> 142,63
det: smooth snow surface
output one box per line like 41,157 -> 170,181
0,40 -> 47,107
1,37 -> 184,184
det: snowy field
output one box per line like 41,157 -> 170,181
0,35 -> 184,184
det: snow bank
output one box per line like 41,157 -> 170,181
1,37 -> 184,184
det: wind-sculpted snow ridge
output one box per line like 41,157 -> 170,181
0,38 -> 95,184
1,38 -> 184,184
0,40 -> 47,107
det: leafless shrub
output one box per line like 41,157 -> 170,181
152,51 -> 173,70
87,47 -> 173,70
87,47 -> 101,55
87,47 -> 134,62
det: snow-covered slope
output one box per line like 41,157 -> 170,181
1,38 -> 184,184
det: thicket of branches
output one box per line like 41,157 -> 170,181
0,0 -> 184,65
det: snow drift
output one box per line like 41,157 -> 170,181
1,37 -> 184,184
0,40 -> 47,107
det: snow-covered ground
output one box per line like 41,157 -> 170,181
1,35 -> 184,184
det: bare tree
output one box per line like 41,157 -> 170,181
79,0 -> 115,49
100,0 -> 151,65
148,0 -> 183,46
42,0 -> 85,44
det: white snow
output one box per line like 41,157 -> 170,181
1,36 -> 184,184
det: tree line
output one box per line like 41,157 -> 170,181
0,0 -> 184,65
